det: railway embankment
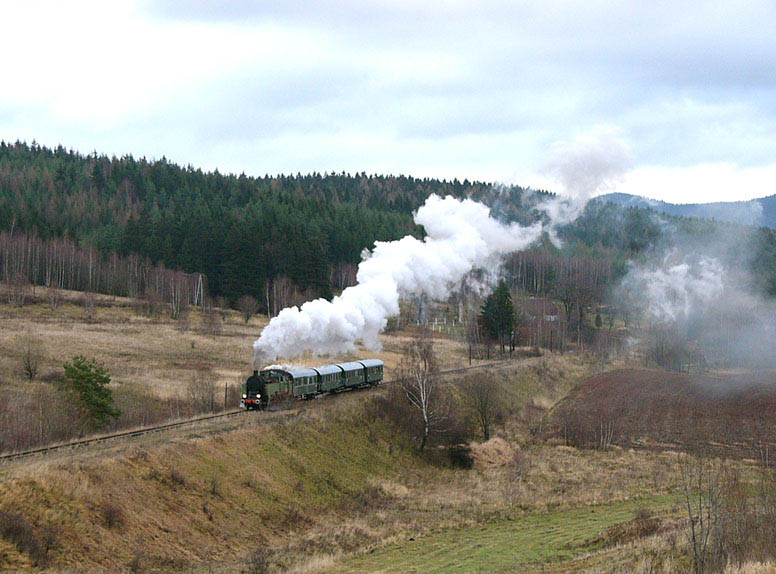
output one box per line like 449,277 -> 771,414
0,353 -> 596,572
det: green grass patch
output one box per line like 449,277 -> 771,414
341,495 -> 678,573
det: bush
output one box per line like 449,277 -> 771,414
200,308 -> 222,335
18,332 -> 44,382
246,547 -> 272,574
168,469 -> 187,487
100,501 -> 125,529
237,294 -> 259,323
187,366 -> 217,413
447,444 -> 474,469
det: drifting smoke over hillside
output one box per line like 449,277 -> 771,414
620,253 -> 724,323
618,233 -> 776,369
253,195 -> 542,365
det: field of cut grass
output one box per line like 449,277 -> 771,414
340,495 -> 679,573
0,292 -> 480,400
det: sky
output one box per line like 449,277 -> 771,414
2,0 -> 776,204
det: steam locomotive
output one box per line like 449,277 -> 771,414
241,359 -> 384,410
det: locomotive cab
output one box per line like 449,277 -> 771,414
241,370 -> 266,410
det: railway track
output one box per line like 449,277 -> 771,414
0,409 -> 247,463
0,357 -> 518,463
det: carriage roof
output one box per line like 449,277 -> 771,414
287,368 -> 318,378
311,364 -> 342,376
358,359 -> 384,369
336,362 -> 365,372
260,367 -> 317,379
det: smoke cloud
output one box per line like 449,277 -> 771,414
620,253 -> 724,324
253,194 -> 543,365
540,128 -> 631,239
617,227 -> 776,369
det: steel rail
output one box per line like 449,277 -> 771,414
0,409 -> 246,462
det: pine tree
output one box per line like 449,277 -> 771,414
480,280 -> 515,355
57,356 -> 120,430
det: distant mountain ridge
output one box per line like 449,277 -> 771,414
597,192 -> 776,229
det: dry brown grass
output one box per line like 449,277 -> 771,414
0,298 -> 263,399
2,292 -> 676,572
725,563 -> 776,574
0,377 -> 680,573
0,296 -> 485,403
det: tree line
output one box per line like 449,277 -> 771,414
4,139 -> 776,310
0,229 -> 204,310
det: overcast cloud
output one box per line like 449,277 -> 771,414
2,0 -> 775,203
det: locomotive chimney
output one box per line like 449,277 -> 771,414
253,370 -> 258,376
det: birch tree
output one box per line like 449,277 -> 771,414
398,330 -> 441,452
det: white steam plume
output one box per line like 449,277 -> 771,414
620,253 -> 724,323
253,194 -> 542,365
540,127 -> 631,239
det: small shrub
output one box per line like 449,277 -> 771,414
81,291 -> 97,322
209,476 -> 221,497
47,285 -> 61,311
200,308 -> 222,336
246,547 -> 272,574
8,272 -> 29,307
169,469 -> 186,487
19,332 -> 44,382
100,501 -> 125,529
447,444 -> 474,469
187,366 -> 217,413
175,308 -> 190,332
237,294 -> 259,324
214,296 -> 228,320
127,550 -> 144,573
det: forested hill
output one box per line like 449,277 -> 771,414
598,192 -> 776,229
0,141 -> 528,302
2,140 -> 776,305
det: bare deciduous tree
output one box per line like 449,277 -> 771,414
187,366 -> 217,413
0,230 -> 207,307
237,294 -> 259,324
81,290 -> 97,322
214,296 -> 228,320
462,374 -> 502,440
501,450 -> 530,510
398,330 -> 441,452
269,276 -> 300,316
200,308 -> 222,336
46,285 -> 61,311
679,447 -> 727,574
19,332 -> 44,382
8,272 -> 29,307
169,271 -> 188,319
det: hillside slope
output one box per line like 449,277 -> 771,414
545,368 -> 776,452
599,192 -> 776,228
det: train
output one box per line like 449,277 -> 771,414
241,359 -> 384,410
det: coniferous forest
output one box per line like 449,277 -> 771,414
3,140 -> 776,309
